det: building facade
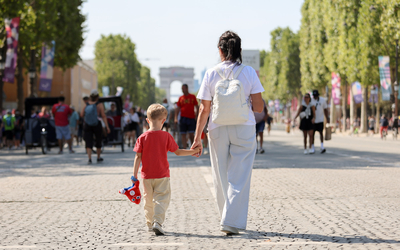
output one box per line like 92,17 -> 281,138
2,60 -> 97,114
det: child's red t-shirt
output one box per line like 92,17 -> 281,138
133,130 -> 179,179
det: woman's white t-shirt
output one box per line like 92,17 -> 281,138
197,61 -> 265,131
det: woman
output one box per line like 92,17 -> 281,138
191,31 -> 264,235
294,93 -> 315,154
80,90 -> 110,164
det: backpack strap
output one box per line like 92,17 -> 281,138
214,66 -> 225,79
233,64 -> 245,79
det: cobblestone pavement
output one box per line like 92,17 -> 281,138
0,131 -> 399,249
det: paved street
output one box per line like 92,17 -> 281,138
0,130 -> 399,249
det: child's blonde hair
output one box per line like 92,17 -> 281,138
147,104 -> 168,121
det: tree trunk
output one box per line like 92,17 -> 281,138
350,86 -> 355,132
16,55 -> 24,113
342,79 -> 347,131
330,92 -> 335,129
360,86 -> 368,133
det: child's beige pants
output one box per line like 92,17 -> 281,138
142,177 -> 171,226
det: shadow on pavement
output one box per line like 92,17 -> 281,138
171,230 -> 400,244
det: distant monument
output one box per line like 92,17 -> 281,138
159,67 -> 194,103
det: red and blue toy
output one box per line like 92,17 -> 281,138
119,176 -> 141,204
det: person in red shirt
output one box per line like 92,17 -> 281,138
51,96 -> 74,154
133,103 -> 200,235
174,84 -> 199,149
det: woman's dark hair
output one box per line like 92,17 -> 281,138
218,31 -> 242,64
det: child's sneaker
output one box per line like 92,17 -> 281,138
152,222 -> 165,235
147,223 -> 153,232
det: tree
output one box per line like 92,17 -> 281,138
95,34 -> 161,110
0,0 -> 86,111
95,34 -> 140,101
299,0 -> 330,93
260,27 -> 301,103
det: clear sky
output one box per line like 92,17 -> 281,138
79,0 -> 304,101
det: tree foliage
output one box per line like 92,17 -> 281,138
259,27 -> 301,102
95,34 -> 159,109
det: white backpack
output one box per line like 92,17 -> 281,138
212,64 -> 249,125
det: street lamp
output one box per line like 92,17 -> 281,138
29,48 -> 36,97
395,39 -> 399,117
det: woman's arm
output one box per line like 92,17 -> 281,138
80,105 -> 86,118
191,100 -> 211,156
98,104 -> 110,133
250,93 -> 264,113
294,105 -> 302,120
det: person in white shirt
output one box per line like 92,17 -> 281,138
310,90 -> 330,154
191,30 -> 265,235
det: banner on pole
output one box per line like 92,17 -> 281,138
351,81 -> 363,104
38,41 -> 56,92
378,56 -> 392,101
331,72 -> 341,105
3,17 -> 20,83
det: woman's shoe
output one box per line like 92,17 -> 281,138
220,225 -> 239,235
304,149 -> 308,155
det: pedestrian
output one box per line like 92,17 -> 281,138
310,90 -> 329,154
81,90 -> 110,164
294,93 -> 316,155
2,109 -> 16,149
77,111 -> 84,145
132,104 -> 200,235
161,99 -> 170,132
14,110 -> 23,149
380,115 -> 389,139
254,99 -> 268,154
191,30 -> 265,235
38,106 -> 50,118
136,107 -> 144,137
106,103 -> 117,117
129,107 -> 140,146
266,114 -> 273,135
52,96 -> 75,154
368,115 -> 375,136
69,106 -> 79,146
174,84 -> 199,149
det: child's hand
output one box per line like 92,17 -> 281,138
131,176 -> 138,183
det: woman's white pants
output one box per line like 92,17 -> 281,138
208,124 -> 256,230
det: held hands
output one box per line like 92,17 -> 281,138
190,139 -> 203,157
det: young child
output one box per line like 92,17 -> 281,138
132,104 -> 200,236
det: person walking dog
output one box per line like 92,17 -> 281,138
191,31 -> 265,235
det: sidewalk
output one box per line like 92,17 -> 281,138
0,134 -> 399,249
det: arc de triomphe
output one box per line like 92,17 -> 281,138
159,67 -> 195,102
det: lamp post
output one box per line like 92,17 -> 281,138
28,48 -> 36,97
395,39 -> 399,117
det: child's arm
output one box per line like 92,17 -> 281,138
174,148 -> 200,156
132,152 -> 142,181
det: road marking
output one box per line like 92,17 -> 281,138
112,243 -> 184,247
0,246 -> 36,249
258,242 -> 328,245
